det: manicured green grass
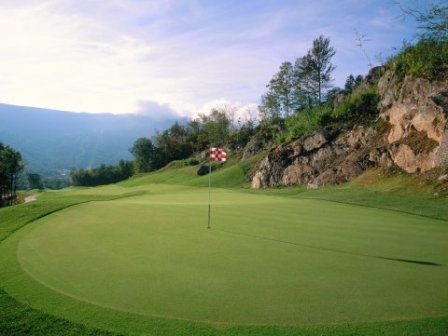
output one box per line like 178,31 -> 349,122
248,168 -> 448,221
1,165 -> 448,335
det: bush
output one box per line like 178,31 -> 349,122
388,39 -> 448,80
275,85 -> 379,143
185,158 -> 199,166
280,105 -> 332,142
331,86 -> 379,124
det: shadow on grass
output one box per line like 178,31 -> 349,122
214,228 -> 442,267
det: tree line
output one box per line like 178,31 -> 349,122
71,160 -> 133,187
0,143 -> 23,207
130,108 -> 256,173
259,35 -> 336,121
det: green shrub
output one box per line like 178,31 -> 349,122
280,105 -> 332,142
331,86 -> 379,124
185,158 -> 199,166
388,39 -> 448,80
276,86 -> 379,143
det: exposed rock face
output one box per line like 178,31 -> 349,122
378,71 -> 448,173
251,69 -> 448,188
251,127 -> 393,188
242,133 -> 273,159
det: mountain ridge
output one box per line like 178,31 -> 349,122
0,103 -> 181,175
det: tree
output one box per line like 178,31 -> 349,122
155,122 -> 193,167
27,173 -> 43,190
265,62 -> 295,117
344,74 -> 364,93
296,35 -> 336,104
197,109 -> 231,147
130,138 -> 159,173
71,160 -> 134,187
396,1 -> 448,41
0,143 -> 23,207
259,92 -> 281,121
185,119 -> 203,153
344,74 -> 356,92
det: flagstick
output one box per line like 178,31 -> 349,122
207,149 -> 212,229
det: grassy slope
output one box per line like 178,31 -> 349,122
123,162 -> 448,221
0,162 -> 448,335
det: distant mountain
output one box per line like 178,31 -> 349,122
0,103 -> 181,176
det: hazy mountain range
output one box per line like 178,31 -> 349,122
0,103 -> 181,176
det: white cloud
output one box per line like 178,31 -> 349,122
0,0 -> 418,119
0,0 -> 270,117
195,99 -> 259,124
135,100 -> 180,121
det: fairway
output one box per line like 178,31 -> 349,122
1,184 -> 448,331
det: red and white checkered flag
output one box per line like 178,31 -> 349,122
210,148 -> 227,162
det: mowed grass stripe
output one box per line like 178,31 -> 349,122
6,185 -> 446,327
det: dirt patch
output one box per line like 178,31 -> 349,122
24,194 -> 39,203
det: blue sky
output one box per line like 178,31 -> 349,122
0,0 -> 420,119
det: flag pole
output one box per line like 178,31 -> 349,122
207,147 -> 211,229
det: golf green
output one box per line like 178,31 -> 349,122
4,184 -> 448,327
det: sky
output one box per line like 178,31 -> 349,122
0,0 -> 421,120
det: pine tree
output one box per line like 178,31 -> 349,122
296,35 -> 336,104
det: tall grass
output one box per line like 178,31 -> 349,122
388,39 -> 448,80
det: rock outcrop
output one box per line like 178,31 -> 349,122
251,127 -> 392,188
378,71 -> 448,173
242,133 -> 272,160
251,70 -> 448,188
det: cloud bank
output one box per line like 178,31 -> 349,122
0,0 -> 418,120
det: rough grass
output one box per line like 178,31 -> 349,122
121,159 -> 247,188
246,168 -> 448,221
1,165 -> 448,335
388,39 -> 448,80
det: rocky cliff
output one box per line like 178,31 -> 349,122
251,70 -> 448,189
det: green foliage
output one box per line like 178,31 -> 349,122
344,74 -> 364,93
257,117 -> 285,142
0,142 -> 23,207
296,35 -> 336,104
330,85 -> 379,125
419,4 -> 448,41
279,105 -> 332,142
260,35 -> 336,120
155,122 -> 194,168
130,108 -> 249,172
130,137 -> 159,173
185,157 -> 200,166
228,121 -> 257,150
263,61 -> 295,118
27,173 -> 43,190
195,109 -> 232,147
42,175 -> 72,190
388,39 -> 448,80
162,158 -> 199,171
71,160 -> 134,187
398,2 -> 447,41
269,85 -> 379,144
